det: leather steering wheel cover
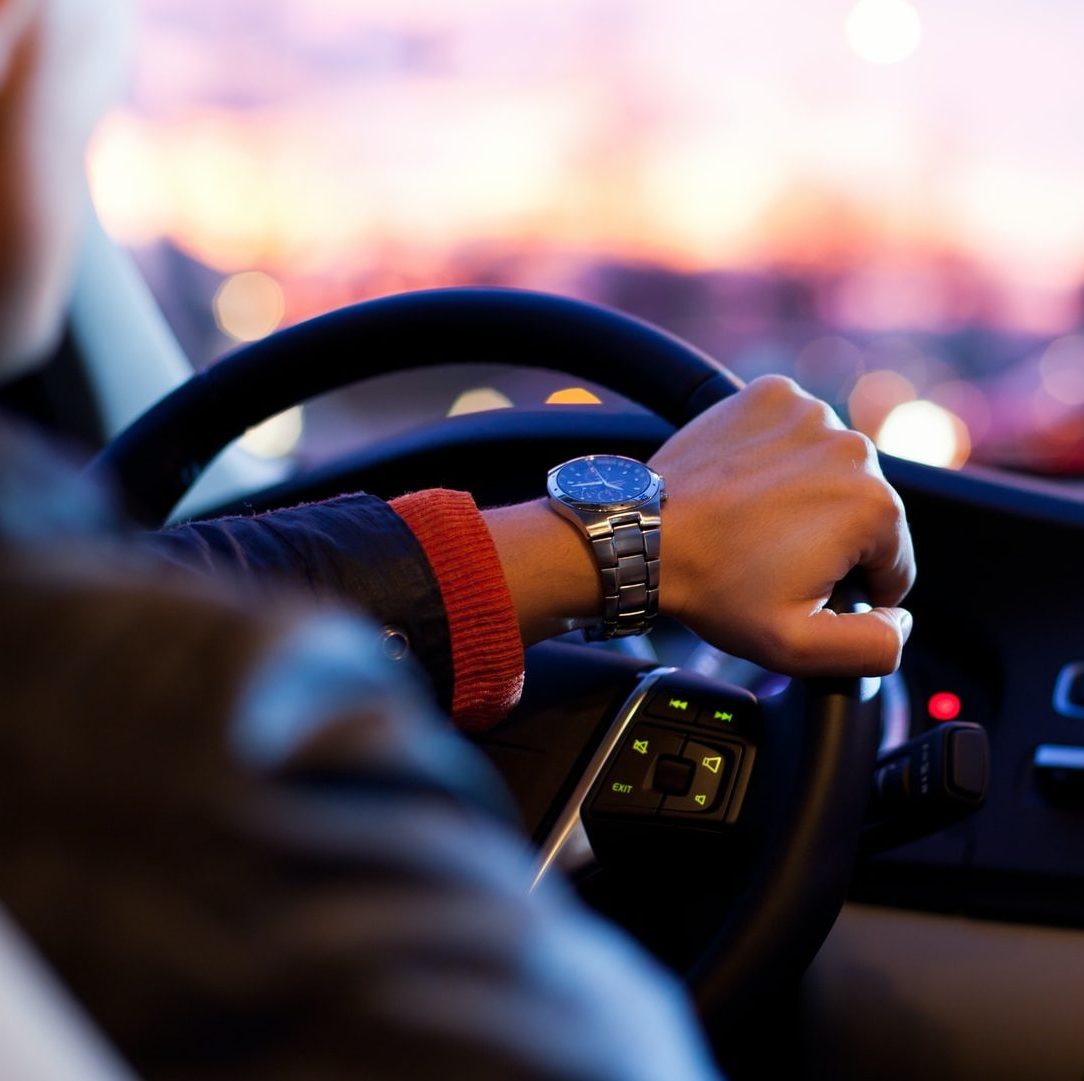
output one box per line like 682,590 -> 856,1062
89,288 -> 740,527
688,671 -> 882,1037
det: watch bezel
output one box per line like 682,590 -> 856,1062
546,454 -> 665,514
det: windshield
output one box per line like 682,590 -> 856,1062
90,0 -> 1084,475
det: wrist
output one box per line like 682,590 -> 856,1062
653,496 -> 692,625
482,497 -> 602,644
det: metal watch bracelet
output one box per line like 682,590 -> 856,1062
584,511 -> 661,640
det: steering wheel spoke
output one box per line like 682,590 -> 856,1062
504,643 -> 881,1037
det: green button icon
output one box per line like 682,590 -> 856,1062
611,782 -> 633,795
713,710 -> 734,723
702,755 -> 722,774
632,739 -> 650,755
668,698 -> 689,712
694,793 -> 707,807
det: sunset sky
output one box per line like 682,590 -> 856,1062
78,0 -> 1084,472
88,0 -> 1084,335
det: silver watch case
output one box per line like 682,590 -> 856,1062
546,455 -> 667,533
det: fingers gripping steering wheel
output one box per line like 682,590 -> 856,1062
90,288 -> 881,1045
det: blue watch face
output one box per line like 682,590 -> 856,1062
555,456 -> 653,505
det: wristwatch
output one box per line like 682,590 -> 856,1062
546,454 -> 667,640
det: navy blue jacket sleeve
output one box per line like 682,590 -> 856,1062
144,494 -> 455,710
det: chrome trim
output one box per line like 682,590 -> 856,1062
1053,662 -> 1084,720
1035,743 -> 1084,770
530,666 -> 676,891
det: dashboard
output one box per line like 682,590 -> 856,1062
858,458 -> 1084,925
808,457 -> 1084,1081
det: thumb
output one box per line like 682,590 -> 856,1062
783,606 -> 913,677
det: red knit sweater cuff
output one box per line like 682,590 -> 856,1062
390,489 -> 525,731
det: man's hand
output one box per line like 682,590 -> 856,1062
485,375 -> 915,678
649,375 -> 914,676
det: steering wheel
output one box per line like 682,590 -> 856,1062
89,288 -> 882,1050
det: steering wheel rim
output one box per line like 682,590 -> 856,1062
91,286 -> 881,1038
89,287 -> 742,527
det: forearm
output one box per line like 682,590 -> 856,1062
482,497 -> 603,645
145,490 -> 585,730
144,493 -> 456,710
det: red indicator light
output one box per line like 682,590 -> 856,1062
928,692 -> 961,722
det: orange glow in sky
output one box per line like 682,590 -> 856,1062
88,0 -> 1084,333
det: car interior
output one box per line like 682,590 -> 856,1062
4,3 -> 1084,1079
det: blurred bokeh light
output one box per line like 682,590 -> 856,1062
848,370 -> 917,439
239,406 -> 305,459
845,0 -> 922,65
213,271 -> 286,342
876,399 -> 971,469
447,388 -> 515,416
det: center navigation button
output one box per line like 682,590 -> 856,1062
660,741 -> 736,816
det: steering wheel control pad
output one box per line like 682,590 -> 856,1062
590,724 -> 745,822
585,673 -> 759,828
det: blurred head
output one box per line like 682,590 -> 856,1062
0,0 -> 131,380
